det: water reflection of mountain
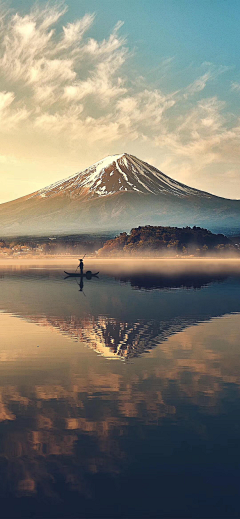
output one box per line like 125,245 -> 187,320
30,314 -> 204,359
1,269 -> 240,359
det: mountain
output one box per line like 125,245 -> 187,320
0,153 -> 240,236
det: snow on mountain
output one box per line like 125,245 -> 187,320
28,153 -> 212,201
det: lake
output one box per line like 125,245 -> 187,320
0,258 -> 240,518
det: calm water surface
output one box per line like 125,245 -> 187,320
0,260 -> 240,518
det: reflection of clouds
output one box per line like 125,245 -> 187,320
0,386 -> 29,422
0,313 -> 240,500
151,315 -> 240,409
30,430 -> 78,457
0,394 -> 15,422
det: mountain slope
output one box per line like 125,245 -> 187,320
29,153 -> 212,200
0,153 -> 240,236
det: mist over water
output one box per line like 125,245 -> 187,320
0,259 -> 240,517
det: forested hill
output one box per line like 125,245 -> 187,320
98,226 -> 236,256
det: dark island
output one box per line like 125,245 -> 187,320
98,225 -> 239,256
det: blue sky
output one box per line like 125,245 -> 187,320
0,0 -> 240,202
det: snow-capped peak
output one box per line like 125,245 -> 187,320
86,154 -> 124,175
29,153 -> 213,201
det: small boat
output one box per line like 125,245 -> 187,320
64,270 -> 99,278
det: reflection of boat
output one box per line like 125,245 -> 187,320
64,271 -> 99,278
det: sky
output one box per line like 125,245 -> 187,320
0,0 -> 240,202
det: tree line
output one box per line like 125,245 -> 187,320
98,225 -> 237,256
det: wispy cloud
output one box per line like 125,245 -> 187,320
231,82 -> 240,92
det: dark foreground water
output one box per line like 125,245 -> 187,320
1,260 -> 240,518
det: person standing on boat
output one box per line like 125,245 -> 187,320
79,258 -> 84,275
